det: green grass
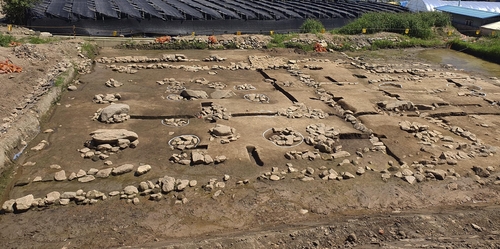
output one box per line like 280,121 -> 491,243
266,33 -> 299,49
21,36 -> 59,44
81,42 -> 98,59
448,37 -> 500,64
0,33 -> 16,47
335,12 -> 451,39
54,75 -> 65,87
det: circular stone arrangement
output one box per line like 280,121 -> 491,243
162,118 -> 189,127
168,135 -> 200,150
244,93 -> 269,103
264,127 -> 303,147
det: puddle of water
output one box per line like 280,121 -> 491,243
418,48 -> 500,78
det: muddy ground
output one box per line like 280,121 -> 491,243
0,27 -> 500,248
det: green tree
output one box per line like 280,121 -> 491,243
1,0 -> 41,25
300,19 -> 325,34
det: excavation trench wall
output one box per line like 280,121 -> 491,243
0,67 -> 76,176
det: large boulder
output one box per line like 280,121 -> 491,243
210,90 -> 235,99
15,194 -> 34,211
123,186 -> 138,195
99,104 -> 130,122
191,151 -> 205,165
45,191 -> 61,204
180,89 -> 208,99
135,165 -> 151,176
112,164 -> 134,175
161,176 -> 176,193
90,129 -> 138,145
96,168 -> 113,178
2,199 -> 16,213
210,124 -> 234,136
54,170 -> 67,181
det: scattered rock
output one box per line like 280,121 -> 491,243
135,165 -> 152,176
54,170 -> 67,181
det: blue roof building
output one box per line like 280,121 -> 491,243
435,5 -> 500,34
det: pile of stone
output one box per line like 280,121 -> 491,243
80,129 -> 139,160
2,189 -> 108,213
207,82 -> 227,89
105,78 -> 123,87
449,126 -> 478,142
93,93 -> 121,104
200,103 -> 231,121
193,77 -> 210,85
169,151 -> 227,165
13,44 -> 46,61
209,124 -> 239,144
343,112 -> 371,133
235,84 -> 256,90
259,166 -> 288,181
304,123 -> 340,153
288,70 -> 321,88
278,103 -> 328,119
377,101 -> 417,112
97,54 -> 193,64
399,120 -> 447,144
203,55 -> 226,62
92,104 -> 130,123
304,64 -> 323,70
227,61 -> 252,70
106,65 -> 138,74
161,53 -> 191,62
386,160 -> 465,184
244,93 -> 269,103
98,56 -> 160,63
75,58 -> 93,74
168,135 -> 200,150
284,150 -> 320,160
157,78 -> 185,93
202,177 -> 228,193
110,63 -> 209,72
311,89 -> 372,134
399,121 -> 429,133
217,36 -> 269,49
42,164 -> 151,184
248,55 -> 288,70
267,127 -> 303,146
369,135 -> 387,152
162,118 -> 189,127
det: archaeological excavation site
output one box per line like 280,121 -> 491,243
1,31 -> 500,248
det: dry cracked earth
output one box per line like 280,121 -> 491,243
1,32 -> 500,249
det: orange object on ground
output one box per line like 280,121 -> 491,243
208,35 -> 217,44
314,42 -> 327,52
9,41 -> 21,47
155,36 -> 171,44
0,60 -> 23,74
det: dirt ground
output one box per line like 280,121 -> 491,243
0,26 -> 500,248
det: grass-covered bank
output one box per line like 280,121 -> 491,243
335,11 -> 451,39
0,33 -> 61,47
448,38 -> 500,64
